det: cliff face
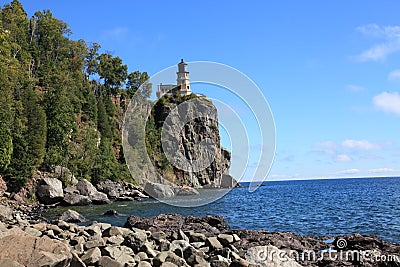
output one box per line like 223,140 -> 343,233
147,95 -> 231,188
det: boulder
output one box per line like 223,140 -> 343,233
103,209 -> 120,216
129,189 -> 149,199
98,256 -> 124,267
95,179 -> 122,199
62,192 -> 92,206
0,204 -> 13,222
0,258 -> 24,267
102,246 -> 135,265
59,209 -> 87,223
175,187 -> 199,196
0,231 -> 72,267
220,174 -> 237,188
124,214 -> 229,237
36,178 -> 64,204
206,237 -> 223,250
76,179 -> 111,204
217,234 -> 234,246
54,166 -> 78,186
81,247 -> 101,265
144,182 -> 175,198
0,175 -> 7,197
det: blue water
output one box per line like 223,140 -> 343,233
45,177 -> 400,244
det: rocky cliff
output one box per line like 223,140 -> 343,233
146,94 -> 231,188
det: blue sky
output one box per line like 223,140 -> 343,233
10,0 -> 400,181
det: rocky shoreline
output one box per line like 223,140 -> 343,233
0,199 -> 399,267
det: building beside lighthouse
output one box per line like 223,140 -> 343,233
156,59 -> 192,98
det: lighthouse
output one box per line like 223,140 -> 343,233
156,59 -> 193,98
177,59 -> 192,96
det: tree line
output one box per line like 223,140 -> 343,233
0,0 -> 151,191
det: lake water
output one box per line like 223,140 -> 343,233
44,177 -> 400,244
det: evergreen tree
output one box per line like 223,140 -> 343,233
97,96 -> 112,139
44,80 -> 75,167
0,28 -> 14,171
126,71 -> 152,99
5,99 -> 31,190
23,87 -> 46,170
68,123 -> 99,181
98,53 -> 127,95
93,137 -> 117,183
0,0 -> 151,189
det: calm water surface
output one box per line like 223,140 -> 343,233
44,177 -> 400,244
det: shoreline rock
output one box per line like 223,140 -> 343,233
0,200 -> 399,267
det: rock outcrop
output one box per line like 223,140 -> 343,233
0,204 -> 400,267
76,179 -> 111,204
124,213 -> 230,237
0,228 -> 72,267
36,178 -> 64,204
0,176 -> 6,197
144,182 -> 175,199
95,179 -> 148,201
59,209 -> 87,223
149,96 -> 232,188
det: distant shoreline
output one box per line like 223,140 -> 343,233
240,175 -> 400,184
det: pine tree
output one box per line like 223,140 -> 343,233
93,137 -> 117,183
97,96 -> 112,139
5,100 -> 31,190
0,29 -> 14,171
23,87 -> 46,170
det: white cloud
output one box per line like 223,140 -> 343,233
367,168 -> 395,173
334,154 -> 352,162
315,141 -> 337,155
342,139 -> 381,150
347,85 -> 365,92
315,141 -> 337,149
335,168 -> 361,175
355,24 -> 400,62
388,69 -> 400,81
373,92 -> 400,115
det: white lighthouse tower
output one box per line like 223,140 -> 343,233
177,59 -> 192,96
156,59 -> 193,98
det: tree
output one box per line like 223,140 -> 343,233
93,137 -> 117,183
126,71 -> 152,99
43,79 -> 75,167
31,9 -> 71,86
98,53 -> 127,95
0,28 -> 14,171
23,87 -> 46,170
68,123 -> 99,180
85,42 -> 100,77
5,99 -> 31,190
0,0 -> 31,65
97,96 -> 112,139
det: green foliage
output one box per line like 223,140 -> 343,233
44,82 -> 75,157
4,100 -> 31,191
93,137 -> 117,183
98,53 -> 127,95
126,71 -> 152,99
23,87 -> 46,170
0,128 -> 13,172
68,123 -> 99,180
0,0 -> 153,190
0,30 -> 14,171
97,96 -> 112,139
